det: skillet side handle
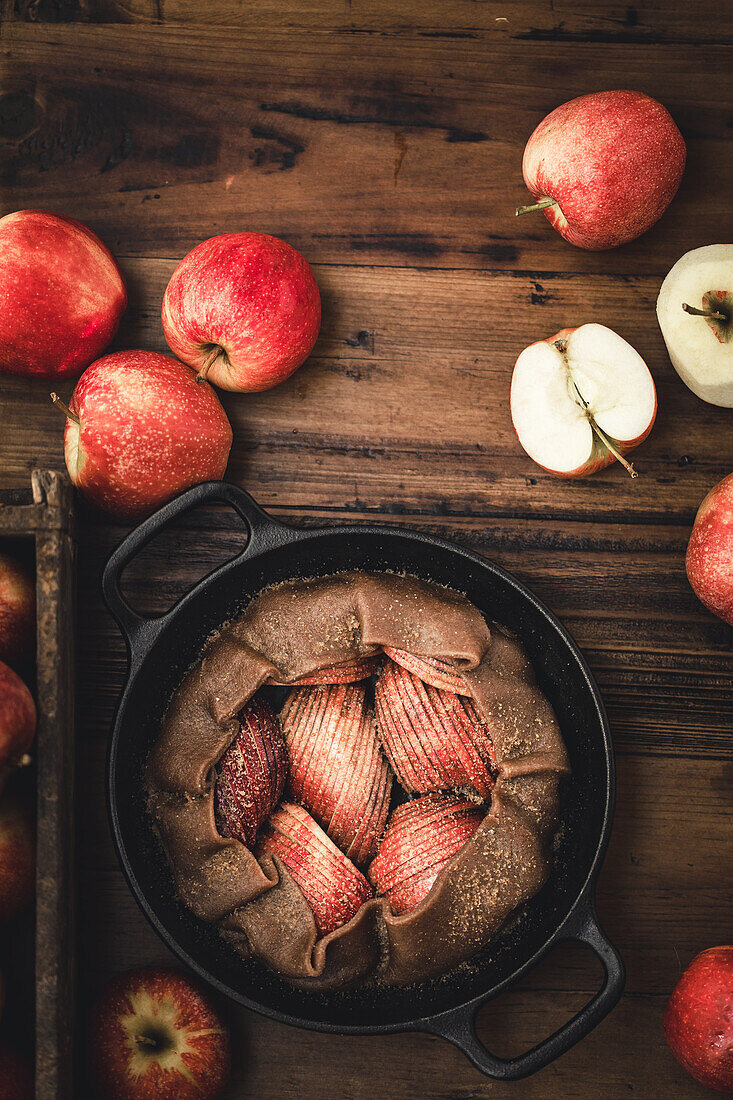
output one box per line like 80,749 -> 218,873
101,481 -> 288,649
422,908 -> 625,1081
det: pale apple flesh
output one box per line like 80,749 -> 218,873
511,323 -> 657,477
518,90 -> 686,250
657,245 -> 733,407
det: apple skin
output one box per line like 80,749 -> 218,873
664,946 -> 733,1094
162,232 -> 321,392
511,328 -> 657,479
0,553 -> 35,670
62,350 -> 233,519
0,210 -> 127,379
0,662 -> 36,797
0,1040 -> 34,1100
90,968 -> 231,1100
0,791 -> 35,924
686,473 -> 733,626
521,90 -> 686,250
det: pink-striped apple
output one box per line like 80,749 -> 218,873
510,323 -> 657,478
161,232 -> 321,392
517,91 -> 686,250
0,210 -> 127,379
686,473 -> 733,626
55,350 -> 232,519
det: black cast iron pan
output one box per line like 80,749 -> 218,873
102,481 -> 624,1081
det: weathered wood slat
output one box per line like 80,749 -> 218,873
10,0 -> 733,48
2,26 -> 732,272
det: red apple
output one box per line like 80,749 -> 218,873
517,90 -> 685,250
90,968 -> 231,1100
686,473 -> 733,626
0,791 -> 34,924
0,662 -> 36,797
161,232 -> 321,392
0,1040 -> 34,1100
0,553 -> 35,670
664,946 -> 733,1094
0,210 -> 126,379
57,350 -> 232,519
511,324 -> 657,478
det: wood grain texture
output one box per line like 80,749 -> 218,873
1,3 -> 732,1096
2,25 -> 733,272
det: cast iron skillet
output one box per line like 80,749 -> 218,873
102,481 -> 624,1081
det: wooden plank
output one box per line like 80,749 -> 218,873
0,264 -> 728,525
2,26 -> 732,272
10,0 -> 733,47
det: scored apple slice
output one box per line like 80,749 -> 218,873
369,793 -> 484,915
382,647 -> 468,695
289,655 -> 380,686
280,684 -> 392,865
511,323 -> 657,479
214,697 -> 286,848
374,660 -> 497,798
256,803 -> 373,936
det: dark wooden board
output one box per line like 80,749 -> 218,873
1,2 -> 732,1096
0,471 -> 76,1100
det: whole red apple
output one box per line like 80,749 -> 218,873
518,90 -> 686,250
0,662 -> 36,797
0,210 -> 127,379
162,232 -> 321,392
0,791 -> 34,924
0,1040 -> 34,1100
687,474 -> 733,626
0,553 -> 35,670
58,350 -> 233,519
90,968 -> 231,1100
664,946 -> 733,1094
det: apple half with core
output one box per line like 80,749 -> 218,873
162,232 -> 321,392
0,209 -> 127,379
511,323 -> 657,478
52,350 -> 232,519
517,90 -> 686,250
657,245 -> 733,407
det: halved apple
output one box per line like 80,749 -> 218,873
510,323 -> 657,478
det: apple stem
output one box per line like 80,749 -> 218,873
572,382 -> 639,479
49,392 -> 80,427
134,1035 -> 158,1048
682,302 -> 727,323
515,197 -> 558,217
196,345 -> 222,385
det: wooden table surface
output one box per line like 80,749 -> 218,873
1,2 -> 732,1096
